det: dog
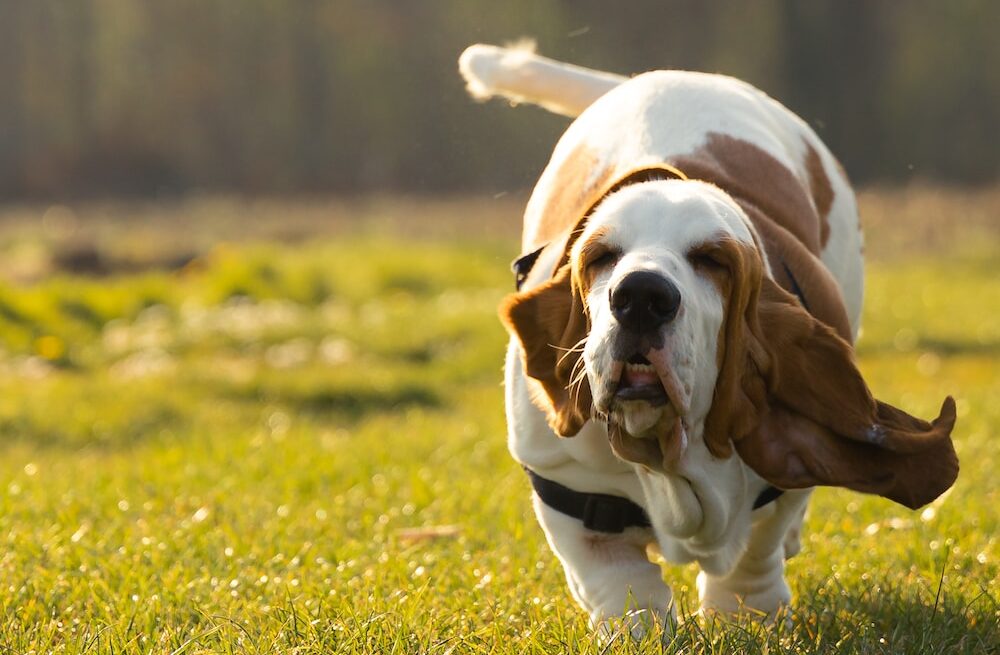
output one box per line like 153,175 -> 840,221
459,43 -> 958,637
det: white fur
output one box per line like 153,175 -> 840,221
459,43 -> 625,118
465,43 -> 863,636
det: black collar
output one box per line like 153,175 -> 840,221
512,245 -> 547,291
525,467 -> 783,534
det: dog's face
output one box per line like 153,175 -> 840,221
502,178 -> 957,509
571,181 -> 752,471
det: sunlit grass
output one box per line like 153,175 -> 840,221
0,195 -> 996,653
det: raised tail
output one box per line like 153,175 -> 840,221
458,42 -> 626,118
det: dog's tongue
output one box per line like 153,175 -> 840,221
623,368 -> 659,387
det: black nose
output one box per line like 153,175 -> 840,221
610,271 -> 681,333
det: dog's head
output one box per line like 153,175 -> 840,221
502,179 -> 957,509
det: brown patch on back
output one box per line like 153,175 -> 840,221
672,133 -> 822,254
523,144 -> 617,253
804,141 -> 834,247
523,142 -> 688,257
673,132 -> 852,341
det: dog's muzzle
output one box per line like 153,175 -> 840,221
603,271 -> 689,471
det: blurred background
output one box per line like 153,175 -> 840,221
0,0 -> 997,200
1,3 -> 998,649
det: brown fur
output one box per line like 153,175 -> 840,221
500,264 -> 592,436
672,133 -> 825,255
740,202 -> 852,341
503,134 -> 957,508
671,133 -> 848,340
523,145 -> 610,254
804,142 -> 834,246
701,238 -> 958,509
573,226 -> 616,297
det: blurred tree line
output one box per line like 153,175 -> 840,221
0,0 -> 996,199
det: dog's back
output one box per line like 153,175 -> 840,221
460,43 -> 864,336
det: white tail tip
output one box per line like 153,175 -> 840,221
458,41 -> 626,118
458,41 -> 537,103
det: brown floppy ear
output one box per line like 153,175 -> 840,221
739,397 -> 957,509
500,264 -> 592,436
701,238 -> 770,457
703,238 -> 959,509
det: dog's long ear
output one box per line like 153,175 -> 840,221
702,238 -> 958,509
500,264 -> 591,436
700,238 -> 770,458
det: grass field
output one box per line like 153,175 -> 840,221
0,190 -> 997,653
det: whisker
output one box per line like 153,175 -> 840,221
568,351 -> 586,378
555,337 -> 588,367
567,356 -> 589,406
569,358 -> 588,386
569,377 -> 582,406
550,342 -> 586,353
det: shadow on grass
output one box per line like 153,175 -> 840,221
0,406 -> 189,451
224,384 -> 443,421
0,379 -> 443,451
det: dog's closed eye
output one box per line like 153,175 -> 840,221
686,246 -> 725,272
578,242 -> 622,288
586,249 -> 620,271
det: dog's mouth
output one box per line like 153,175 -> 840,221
607,348 -> 688,472
615,353 -> 671,404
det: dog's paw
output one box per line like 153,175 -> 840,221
696,569 -> 791,619
595,608 -> 676,644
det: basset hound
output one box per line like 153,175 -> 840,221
459,43 -> 958,638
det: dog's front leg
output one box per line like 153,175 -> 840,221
696,490 -> 811,617
533,495 -> 674,641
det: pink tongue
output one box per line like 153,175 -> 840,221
624,368 -> 659,387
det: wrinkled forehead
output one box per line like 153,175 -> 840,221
578,180 -> 755,253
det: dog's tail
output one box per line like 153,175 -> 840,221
458,41 -> 626,118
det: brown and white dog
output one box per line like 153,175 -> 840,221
459,43 -> 958,637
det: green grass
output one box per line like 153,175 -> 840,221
0,197 -> 997,653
